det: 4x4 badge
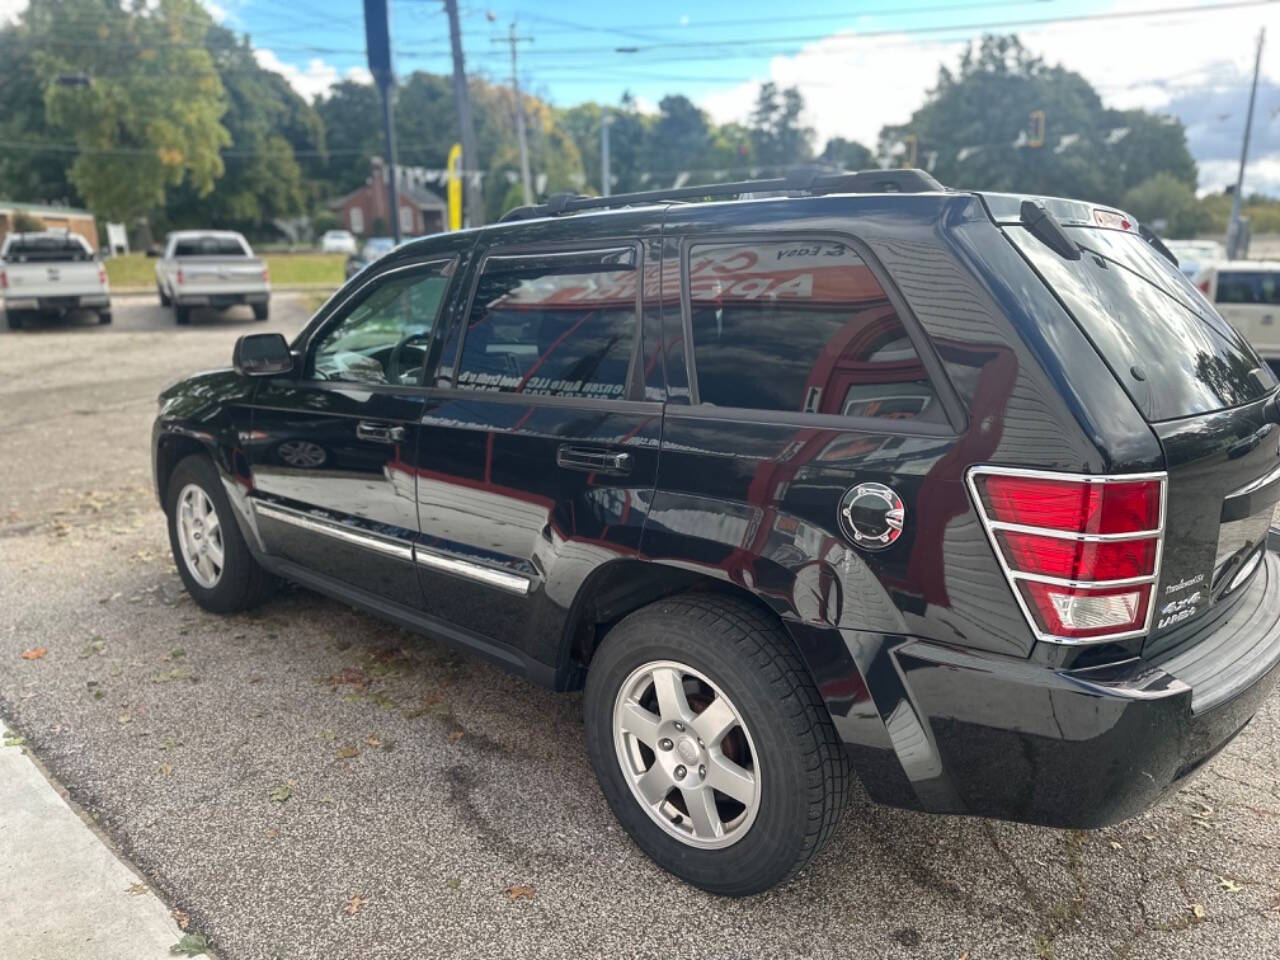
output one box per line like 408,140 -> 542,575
838,483 -> 905,550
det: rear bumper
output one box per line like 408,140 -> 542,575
174,290 -> 269,307
4,294 -> 109,311
801,542 -> 1280,828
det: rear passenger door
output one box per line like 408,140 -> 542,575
413,240 -> 663,671
645,231 -> 962,635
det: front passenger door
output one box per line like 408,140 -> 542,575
245,259 -> 455,609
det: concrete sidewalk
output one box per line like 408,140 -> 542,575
0,732 -> 200,959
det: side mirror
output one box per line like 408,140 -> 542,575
233,333 -> 294,377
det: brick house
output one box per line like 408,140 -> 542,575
331,158 -> 447,238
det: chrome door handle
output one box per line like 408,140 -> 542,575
556,445 -> 632,475
356,420 -> 405,444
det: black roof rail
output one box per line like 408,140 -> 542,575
497,168 -> 946,223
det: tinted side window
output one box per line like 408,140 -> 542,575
455,247 -> 638,399
686,239 -> 942,421
1216,271 -> 1280,305
311,263 -> 452,385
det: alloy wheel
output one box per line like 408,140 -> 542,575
175,483 -> 224,589
612,659 -> 761,849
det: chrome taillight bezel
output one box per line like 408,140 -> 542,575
966,465 -> 1167,645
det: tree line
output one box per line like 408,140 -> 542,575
0,0 -> 1250,241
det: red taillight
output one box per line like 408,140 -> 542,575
97,265 -> 106,286
982,475 -> 1160,535
0,270 -> 6,290
177,268 -> 184,285
997,532 -> 1157,581
1198,279 -> 1210,294
970,468 -> 1164,643
262,266 -> 270,282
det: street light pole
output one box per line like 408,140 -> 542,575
1228,27 -> 1265,260
507,23 -> 533,206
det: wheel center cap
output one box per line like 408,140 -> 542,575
676,737 -> 699,764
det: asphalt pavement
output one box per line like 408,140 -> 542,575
1,294 -> 1279,960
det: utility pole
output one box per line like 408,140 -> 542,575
600,109 -> 613,197
444,0 -> 483,226
494,23 -> 534,206
364,0 -> 400,242
1228,27 -> 1265,260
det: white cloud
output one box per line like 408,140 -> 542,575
1,0 -> 27,26
253,48 -> 372,101
697,0 -> 1280,191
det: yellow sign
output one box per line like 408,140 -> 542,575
447,143 -> 462,231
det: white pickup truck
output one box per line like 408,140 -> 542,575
155,230 -> 270,325
1,231 -> 111,329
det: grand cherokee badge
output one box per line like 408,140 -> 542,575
839,483 -> 905,550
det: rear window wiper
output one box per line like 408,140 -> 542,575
1020,200 -> 1081,261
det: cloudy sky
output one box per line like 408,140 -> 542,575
6,0 -> 1280,194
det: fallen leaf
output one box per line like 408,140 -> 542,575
126,882 -> 148,896
264,828 -> 278,839
169,932 -> 208,956
160,763 -> 174,777
3,735 -> 25,748
365,735 -> 382,747
1109,841 -> 1122,850
336,746 -> 359,759
21,647 -> 47,660
344,894 -> 367,916
118,715 -> 131,725
319,796 -> 335,805
446,877 -> 461,890
171,908 -> 190,930
1219,877 -> 1243,893
269,784 -> 292,803
319,729 -> 337,742
447,729 -> 464,742
506,885 -> 535,901
1189,903 -> 1206,920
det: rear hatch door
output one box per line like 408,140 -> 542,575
990,195 -> 1280,652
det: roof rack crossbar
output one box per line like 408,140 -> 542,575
497,169 -> 945,222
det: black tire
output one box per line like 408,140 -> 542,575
165,454 -> 273,613
175,305 -> 191,325
98,311 -> 112,325
252,302 -> 269,321
584,593 -> 849,896
158,285 -> 171,307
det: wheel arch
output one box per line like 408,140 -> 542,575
557,558 -> 812,691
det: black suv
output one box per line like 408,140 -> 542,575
153,171 -> 1280,896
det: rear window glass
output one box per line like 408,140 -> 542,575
173,236 -> 248,257
686,240 -> 943,422
3,235 -> 92,262
1007,226 -> 1274,421
455,248 -> 637,399
1216,271 -> 1280,305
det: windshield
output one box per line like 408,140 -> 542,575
3,234 -> 92,262
173,236 -> 248,257
1007,225 -> 1275,421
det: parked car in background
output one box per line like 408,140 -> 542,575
1191,260 -> 1280,374
1,230 -> 110,329
320,230 -> 357,255
152,172 -> 1280,896
156,231 -> 270,325
1168,240 -> 1227,279
344,236 -> 398,280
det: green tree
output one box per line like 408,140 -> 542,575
164,25 -> 323,232
646,95 -> 713,178
1122,173 -> 1211,238
749,83 -> 813,173
315,79 -> 384,196
0,26 -> 79,204
27,0 -> 231,221
879,35 -> 1197,206
820,137 -> 874,172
